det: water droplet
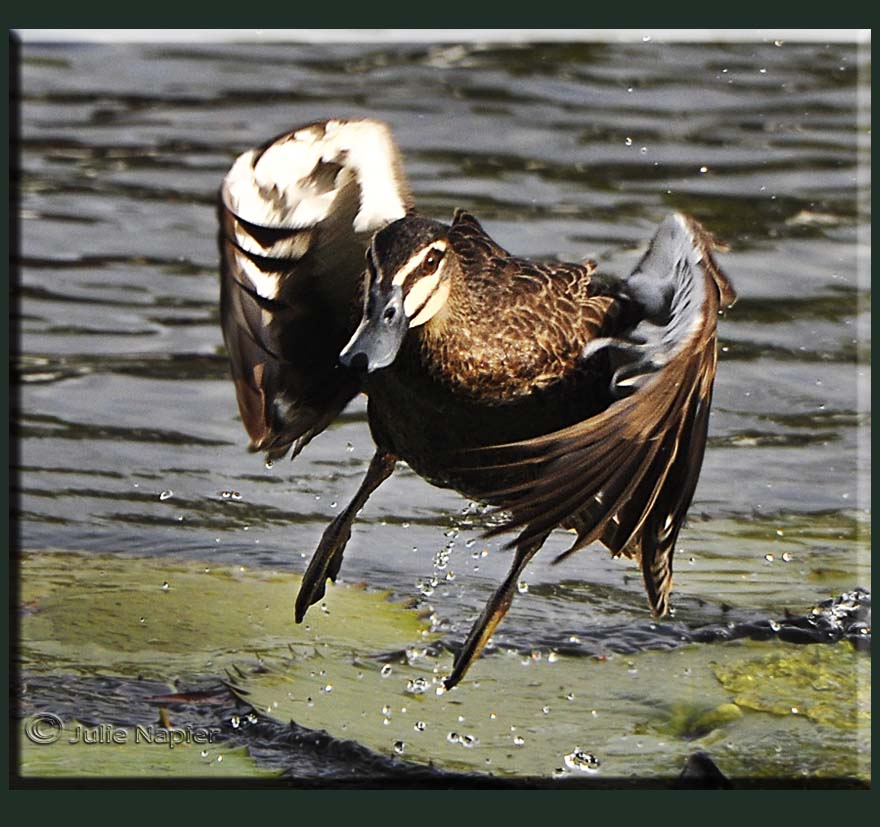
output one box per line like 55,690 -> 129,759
200,749 -> 209,758
393,740 -> 405,754
759,67 -> 767,74
564,748 -> 601,772
414,721 -> 427,732
547,651 -> 559,663
764,553 -> 775,562
639,145 -> 648,155
216,754 -> 223,763
542,705 -> 551,714
159,490 -> 173,501
139,616 -> 146,624
517,580 -> 529,594
405,646 -> 427,663
641,35 -> 651,42
513,735 -> 525,746
406,677 -> 429,695
161,582 -> 169,591
230,715 -> 241,729
791,706 -> 799,715
699,165 -> 709,174
774,39 -> 784,47
321,684 -> 333,694
416,577 -> 436,597
624,136 -> 633,146
380,664 -> 393,678
447,731 -> 460,744
782,552 -> 793,563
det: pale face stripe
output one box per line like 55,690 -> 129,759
408,278 -> 451,328
391,240 -> 448,287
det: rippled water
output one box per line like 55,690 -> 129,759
13,33 -> 870,784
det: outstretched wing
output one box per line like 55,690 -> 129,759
219,119 -> 413,459
472,213 -> 736,615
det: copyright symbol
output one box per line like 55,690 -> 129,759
24,713 -> 64,745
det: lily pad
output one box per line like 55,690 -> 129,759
18,718 -> 268,778
713,641 -> 870,730
19,550 -> 432,681
233,637 -> 870,781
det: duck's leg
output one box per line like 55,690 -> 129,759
445,528 -> 551,689
295,449 -> 397,622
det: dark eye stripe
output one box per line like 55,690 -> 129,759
407,276 -> 441,320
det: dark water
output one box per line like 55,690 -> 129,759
13,33 -> 870,783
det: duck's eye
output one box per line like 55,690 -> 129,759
383,305 -> 397,323
423,248 -> 445,274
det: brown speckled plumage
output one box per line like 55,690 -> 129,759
218,118 -> 736,687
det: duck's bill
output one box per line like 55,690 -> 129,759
339,284 -> 407,373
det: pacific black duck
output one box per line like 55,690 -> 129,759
218,118 -> 736,688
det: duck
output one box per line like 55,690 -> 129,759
218,117 -> 736,688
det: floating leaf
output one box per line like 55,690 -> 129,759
18,719 -> 268,778
713,641 -> 870,730
20,550 -> 431,681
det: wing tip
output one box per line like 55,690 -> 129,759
669,211 -> 737,310
221,117 -> 412,237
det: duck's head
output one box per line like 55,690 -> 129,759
340,216 -> 454,372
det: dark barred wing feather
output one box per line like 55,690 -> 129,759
218,119 -> 412,459
475,213 -> 735,616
